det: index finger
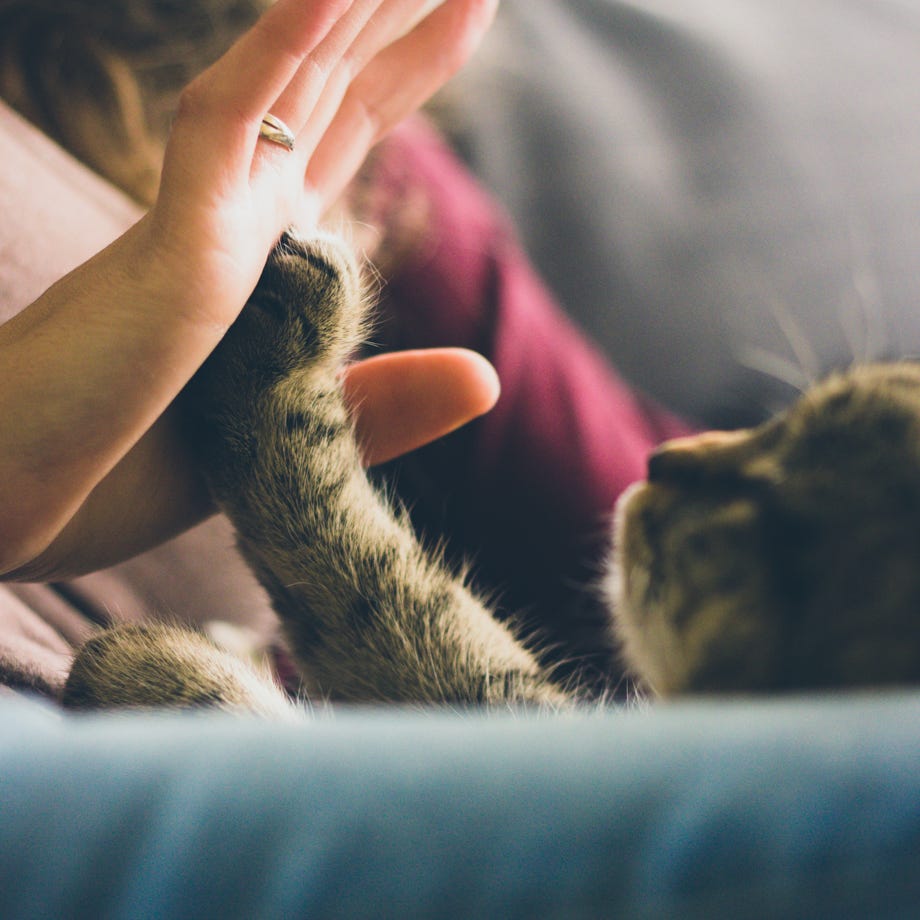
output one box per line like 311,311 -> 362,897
307,0 -> 497,207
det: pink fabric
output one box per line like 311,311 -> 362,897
0,104 -> 141,323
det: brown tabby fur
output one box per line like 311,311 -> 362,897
3,2 -> 919,711
64,233 -> 920,713
64,233 -> 569,714
610,365 -> 920,695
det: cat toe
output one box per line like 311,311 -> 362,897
278,229 -> 362,307
260,230 -> 367,365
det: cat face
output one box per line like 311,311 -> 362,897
610,363 -> 920,695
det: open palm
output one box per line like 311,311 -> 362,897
0,0 -> 499,578
149,0 -> 497,323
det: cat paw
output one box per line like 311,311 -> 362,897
250,229 -> 366,371
182,229 -> 367,491
187,230 -> 366,414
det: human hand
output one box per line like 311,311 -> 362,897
146,0 -> 498,328
0,0 -> 498,578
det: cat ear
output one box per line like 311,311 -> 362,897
648,430 -> 748,480
648,429 -> 783,485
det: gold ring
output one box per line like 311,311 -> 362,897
258,113 -> 295,152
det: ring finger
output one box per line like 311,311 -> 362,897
255,0 -> 445,170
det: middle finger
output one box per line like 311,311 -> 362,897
270,0 -> 444,157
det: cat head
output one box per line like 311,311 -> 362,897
609,362 -> 920,695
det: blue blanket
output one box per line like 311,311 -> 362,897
2,693 -> 918,918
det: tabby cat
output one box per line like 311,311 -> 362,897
610,363 -> 920,695
5,0 -> 918,710
64,233 -> 920,713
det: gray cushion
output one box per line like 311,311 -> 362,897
450,0 -> 920,426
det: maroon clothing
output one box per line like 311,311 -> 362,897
369,121 -> 690,683
0,106 -> 688,698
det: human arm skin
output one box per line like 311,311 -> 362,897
0,0 -> 498,579
3,347 -> 499,582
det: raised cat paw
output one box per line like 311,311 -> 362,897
185,231 -> 365,421
198,230 -> 364,397
182,230 -> 367,499
255,230 -> 366,371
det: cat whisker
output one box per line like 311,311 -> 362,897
737,345 -> 811,396
765,294 -> 820,387
724,258 -> 819,401
838,214 -> 889,366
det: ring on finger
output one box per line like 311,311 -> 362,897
258,113 -> 296,152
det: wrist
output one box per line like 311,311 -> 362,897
0,217 -> 236,576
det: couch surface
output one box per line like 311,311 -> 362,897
2,692 -> 918,919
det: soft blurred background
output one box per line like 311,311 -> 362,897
442,0 -> 920,428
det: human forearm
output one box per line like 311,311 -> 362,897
2,407 -> 212,581
1,345 -> 500,582
0,218 -> 235,574
0,0 -> 499,579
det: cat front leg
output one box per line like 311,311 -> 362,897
186,232 -> 570,708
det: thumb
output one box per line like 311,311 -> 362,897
341,348 -> 500,466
